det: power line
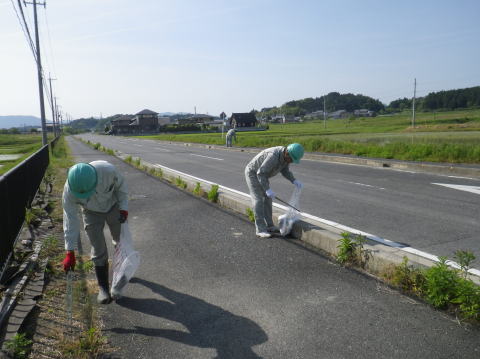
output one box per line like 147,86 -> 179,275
10,0 -> 36,60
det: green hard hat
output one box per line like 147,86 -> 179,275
67,163 -> 97,199
287,143 -> 304,164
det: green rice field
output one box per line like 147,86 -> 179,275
0,134 -> 48,175
140,109 -> 480,164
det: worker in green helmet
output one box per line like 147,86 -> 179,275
62,160 -> 128,304
244,143 -> 304,238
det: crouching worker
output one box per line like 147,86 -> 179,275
226,128 -> 236,147
244,143 -> 304,238
62,160 -> 128,304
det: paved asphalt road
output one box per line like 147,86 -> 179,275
78,134 -> 480,266
67,137 -> 480,358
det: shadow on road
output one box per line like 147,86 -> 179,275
109,277 -> 268,359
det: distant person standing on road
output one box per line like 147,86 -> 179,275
61,160 -> 129,304
226,128 -> 236,147
244,143 -> 304,238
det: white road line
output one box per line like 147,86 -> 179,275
133,144 -> 143,147
346,181 -> 385,190
433,183 -> 480,195
155,147 -> 171,152
190,154 -> 224,161
153,162 -> 480,276
447,175 -> 477,180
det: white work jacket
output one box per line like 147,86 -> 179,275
62,160 -> 128,250
245,146 -> 296,190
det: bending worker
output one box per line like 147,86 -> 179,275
244,143 -> 304,238
62,160 -> 128,304
226,128 -> 237,147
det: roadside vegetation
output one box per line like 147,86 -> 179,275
139,109 -> 480,164
337,233 -> 480,323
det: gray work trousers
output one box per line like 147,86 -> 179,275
82,204 -> 121,266
226,137 -> 232,147
245,170 -> 274,233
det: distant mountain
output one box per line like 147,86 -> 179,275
158,112 -> 190,116
0,115 -> 42,129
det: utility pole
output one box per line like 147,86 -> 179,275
48,74 -> 57,137
54,97 -> 60,132
25,0 -> 48,145
412,78 -> 416,128
323,95 -> 327,129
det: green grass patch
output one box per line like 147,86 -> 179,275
138,109 -> 480,163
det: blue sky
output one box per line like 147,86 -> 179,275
1,0 -> 479,119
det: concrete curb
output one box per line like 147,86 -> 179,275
107,146 -> 480,286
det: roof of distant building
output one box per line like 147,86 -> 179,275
135,109 -> 158,116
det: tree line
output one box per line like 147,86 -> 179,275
256,86 -> 480,118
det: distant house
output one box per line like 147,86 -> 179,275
229,113 -> 257,128
353,109 -> 376,117
111,115 -> 134,135
305,110 -> 327,119
328,110 -> 350,119
176,114 -> 214,125
130,109 -> 159,133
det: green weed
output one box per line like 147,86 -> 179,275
125,155 -> 133,163
134,157 -> 141,167
424,257 -> 459,308
4,333 -> 32,359
207,184 -> 219,203
175,176 -> 187,189
452,278 -> 480,320
454,250 -> 476,278
60,328 -> 106,359
193,182 -> 202,196
390,257 -> 425,295
41,235 -> 59,258
246,208 -> 255,222
336,232 -> 368,265
24,207 -> 44,227
76,260 -> 94,273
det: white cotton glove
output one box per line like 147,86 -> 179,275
265,189 -> 276,199
293,180 -> 303,190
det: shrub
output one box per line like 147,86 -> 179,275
452,277 -> 480,320
390,257 -> 425,295
424,257 -> 459,308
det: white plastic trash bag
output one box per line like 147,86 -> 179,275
278,186 -> 302,236
111,223 -> 140,299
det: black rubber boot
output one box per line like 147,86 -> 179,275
95,265 -> 111,304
